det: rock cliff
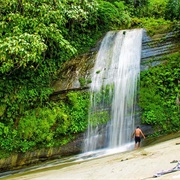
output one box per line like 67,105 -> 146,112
0,29 -> 179,174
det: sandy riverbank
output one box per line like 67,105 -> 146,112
3,136 -> 180,180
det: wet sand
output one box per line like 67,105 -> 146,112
2,136 -> 180,180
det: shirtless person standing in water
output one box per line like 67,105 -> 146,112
132,126 -> 145,149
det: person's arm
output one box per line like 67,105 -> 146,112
140,130 -> 145,139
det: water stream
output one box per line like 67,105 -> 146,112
84,29 -> 143,153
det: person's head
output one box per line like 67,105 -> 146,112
136,126 -> 139,129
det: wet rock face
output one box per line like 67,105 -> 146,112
52,52 -> 97,94
52,29 -> 179,94
51,28 -> 179,153
51,29 -> 179,136
141,30 -> 179,71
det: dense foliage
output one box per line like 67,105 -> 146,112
139,53 -> 180,135
0,91 -> 89,156
0,0 -> 130,155
0,0 -> 180,156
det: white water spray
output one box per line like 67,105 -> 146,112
84,29 -> 143,152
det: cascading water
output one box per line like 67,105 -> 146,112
83,29 -> 143,153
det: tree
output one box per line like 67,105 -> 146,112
165,0 -> 180,20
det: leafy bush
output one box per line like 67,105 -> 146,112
146,0 -> 168,19
67,92 -> 90,133
165,0 -> 180,20
97,1 -> 131,30
131,17 -> 171,35
0,91 -> 90,153
139,53 -> 180,133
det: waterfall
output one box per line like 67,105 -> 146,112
83,29 -> 143,153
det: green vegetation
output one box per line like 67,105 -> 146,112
0,91 -> 89,157
0,0 -> 180,157
138,53 -> 180,135
89,84 -> 113,127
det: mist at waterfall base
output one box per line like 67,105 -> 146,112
78,29 -> 143,161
